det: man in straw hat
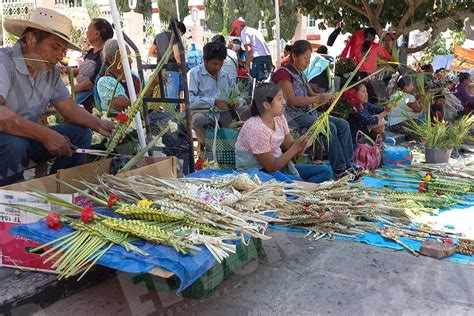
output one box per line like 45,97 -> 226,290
0,8 -> 114,186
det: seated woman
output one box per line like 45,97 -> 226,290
453,72 -> 474,114
273,40 -> 357,179
387,77 -> 423,138
431,94 -> 446,122
235,83 -> 332,183
95,39 -> 141,114
346,83 -> 393,140
59,18 -> 114,112
96,39 -> 189,167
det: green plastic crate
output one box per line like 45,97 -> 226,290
132,238 -> 262,299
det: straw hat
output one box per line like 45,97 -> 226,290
4,7 -> 81,51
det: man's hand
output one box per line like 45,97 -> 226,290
215,99 -> 231,112
42,130 -> 73,157
96,120 -> 115,137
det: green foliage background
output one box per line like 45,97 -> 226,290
204,0 -> 298,41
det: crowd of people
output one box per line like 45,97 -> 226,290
0,8 -> 472,187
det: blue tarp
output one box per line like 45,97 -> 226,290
270,170 -> 474,264
432,55 -> 455,72
10,208 -> 247,292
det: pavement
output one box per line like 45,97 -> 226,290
0,266 -> 114,315
3,229 -> 472,315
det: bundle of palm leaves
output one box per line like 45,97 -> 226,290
300,48 -> 385,148
404,113 -> 474,150
102,34 -> 176,158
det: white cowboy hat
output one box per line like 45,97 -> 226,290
4,7 -> 81,51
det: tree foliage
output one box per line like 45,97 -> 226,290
294,0 -> 473,53
204,0 -> 298,41
420,30 -> 466,64
135,0 -> 153,19
156,0 -> 189,24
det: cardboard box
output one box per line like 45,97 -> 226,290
0,156 -> 178,272
0,187 -> 73,272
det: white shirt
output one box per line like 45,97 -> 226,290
388,92 -> 418,126
241,26 -> 271,58
222,49 -> 238,85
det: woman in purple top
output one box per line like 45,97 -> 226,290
453,72 -> 473,114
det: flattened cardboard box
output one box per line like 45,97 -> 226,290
0,156 -> 178,272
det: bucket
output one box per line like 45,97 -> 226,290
424,147 -> 452,164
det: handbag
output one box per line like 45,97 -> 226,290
353,131 -> 383,170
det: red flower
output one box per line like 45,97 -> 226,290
418,182 -> 426,193
116,112 -> 129,123
46,212 -> 62,230
107,195 -> 120,207
342,88 -> 362,107
81,206 -> 94,223
195,158 -> 205,171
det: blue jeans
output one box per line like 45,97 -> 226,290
289,113 -> 354,174
75,90 -> 93,105
251,56 -> 273,82
287,163 -> 332,183
0,124 -> 92,186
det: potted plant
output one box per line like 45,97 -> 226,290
404,114 -> 474,163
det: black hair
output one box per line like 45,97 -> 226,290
212,35 -> 226,45
316,45 -> 328,54
433,94 -> 445,101
459,72 -> 471,82
397,76 -> 411,90
364,27 -> 377,39
435,67 -> 445,75
203,42 -> 227,61
168,20 -> 186,35
421,64 -> 433,72
284,44 -> 293,52
250,83 -> 281,116
291,40 -> 312,57
232,38 -> 241,44
362,27 -> 377,53
92,18 -> 114,42
355,82 -> 367,90
20,27 -> 51,44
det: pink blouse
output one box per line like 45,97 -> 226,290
235,115 -> 289,157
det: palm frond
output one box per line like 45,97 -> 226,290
117,125 -> 171,174
301,48 -> 374,148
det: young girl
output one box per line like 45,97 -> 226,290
387,76 -> 423,137
346,83 -> 393,139
235,83 -> 332,183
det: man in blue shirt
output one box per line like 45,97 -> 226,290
188,42 -> 249,145
0,8 -> 114,185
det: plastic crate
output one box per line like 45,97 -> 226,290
133,238 -> 262,299
224,238 -> 262,277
